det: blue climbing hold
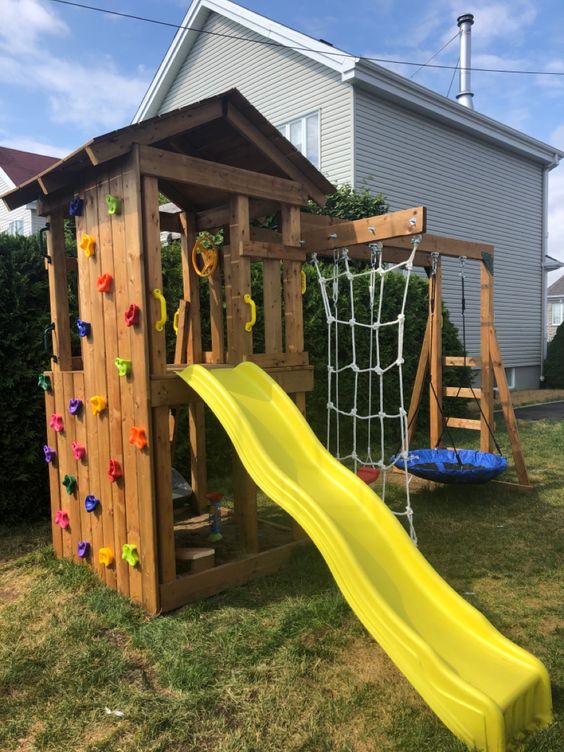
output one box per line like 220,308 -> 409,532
69,197 -> 83,217
84,494 -> 100,512
68,398 -> 83,415
76,319 -> 91,338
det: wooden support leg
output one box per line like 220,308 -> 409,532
232,450 -> 259,554
489,327 -> 531,488
189,400 -> 208,514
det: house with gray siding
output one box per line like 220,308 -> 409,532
0,147 -> 57,237
134,0 -> 563,389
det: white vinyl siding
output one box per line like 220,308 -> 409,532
158,12 -> 353,185
353,88 -> 544,373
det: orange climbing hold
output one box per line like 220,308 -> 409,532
129,426 -> 148,449
97,273 -> 113,292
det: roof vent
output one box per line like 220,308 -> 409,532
456,13 -> 474,109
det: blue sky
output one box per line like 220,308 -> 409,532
2,0 -> 564,274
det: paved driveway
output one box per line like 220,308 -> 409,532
513,401 -> 564,421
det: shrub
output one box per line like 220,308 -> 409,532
0,233 -> 51,521
544,321 -> 564,388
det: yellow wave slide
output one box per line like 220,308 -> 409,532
179,362 -> 552,751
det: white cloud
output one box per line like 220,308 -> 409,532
0,1 -> 149,132
0,0 -> 68,53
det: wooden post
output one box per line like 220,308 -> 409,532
489,328 -> 531,488
142,175 -> 176,586
45,210 -> 72,371
232,451 -> 259,554
429,257 -> 443,448
180,212 -> 208,514
480,260 -> 494,453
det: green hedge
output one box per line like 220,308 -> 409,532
0,233 -> 51,521
544,322 -> 564,388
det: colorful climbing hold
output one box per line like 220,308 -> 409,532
68,398 -> 83,415
68,197 -> 83,217
84,494 -> 100,512
129,426 -> 148,449
207,492 -> 224,542
121,543 -> 139,567
43,445 -> 57,463
108,459 -> 122,483
98,547 -> 114,567
105,194 -> 121,216
76,319 -> 91,338
55,510 -> 70,529
50,413 -> 64,432
38,374 -> 51,391
62,474 -> 77,495
89,395 -> 106,415
77,540 -> 90,558
114,357 -> 132,377
124,303 -> 140,327
80,234 -> 95,258
97,273 -> 113,293
71,442 -> 86,461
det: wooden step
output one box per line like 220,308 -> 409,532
445,417 -> 481,430
443,386 -> 482,399
175,547 -> 215,574
443,356 -> 480,367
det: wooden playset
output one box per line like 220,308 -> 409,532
2,89 -> 528,614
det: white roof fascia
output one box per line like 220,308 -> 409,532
344,61 -> 563,166
133,0 -> 357,123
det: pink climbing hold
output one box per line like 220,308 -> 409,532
50,414 -> 64,432
55,510 -> 70,529
71,442 -> 86,461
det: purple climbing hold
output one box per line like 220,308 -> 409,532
76,319 -> 91,338
68,398 -> 83,415
69,197 -> 83,217
84,494 -> 100,512
43,445 -> 57,463
77,541 -> 90,558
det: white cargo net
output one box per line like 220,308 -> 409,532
311,236 -> 421,543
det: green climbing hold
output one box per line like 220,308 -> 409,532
106,194 -> 121,216
62,474 -> 77,495
121,543 -> 139,567
38,374 -> 51,391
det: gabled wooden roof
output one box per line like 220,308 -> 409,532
1,89 -> 335,212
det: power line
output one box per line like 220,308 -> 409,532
446,58 -> 460,98
409,32 -> 459,80
46,0 -> 564,77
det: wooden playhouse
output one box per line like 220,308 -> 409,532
2,89 -> 527,613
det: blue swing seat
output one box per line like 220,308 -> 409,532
392,448 -> 507,484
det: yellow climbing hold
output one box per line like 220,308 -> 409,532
80,234 -> 96,258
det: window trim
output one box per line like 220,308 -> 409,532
277,109 -> 321,168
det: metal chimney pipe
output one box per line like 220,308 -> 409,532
456,13 -> 474,109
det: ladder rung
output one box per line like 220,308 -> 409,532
445,417 -> 481,430
443,387 -> 482,398
443,356 -> 481,367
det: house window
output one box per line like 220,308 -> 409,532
278,111 -> 320,168
551,301 -> 564,327
8,219 -> 24,236
505,367 -> 516,390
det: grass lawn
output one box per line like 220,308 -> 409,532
0,418 -> 562,752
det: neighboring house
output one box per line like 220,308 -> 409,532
547,275 -> 564,342
134,0 -> 563,389
0,146 -> 58,236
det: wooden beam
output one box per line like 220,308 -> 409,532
226,102 -> 327,205
233,451 -> 259,554
444,355 -> 481,367
445,417 -> 481,430
45,210 -> 72,370
159,541 -> 307,611
443,386 -> 482,398
85,99 -> 223,165
480,261 -> 494,453
300,207 -> 426,253
429,260 -> 443,447
196,199 -> 277,231
138,145 -> 309,206
489,327 -> 530,488
241,240 -> 306,262
386,233 -> 494,261
407,317 -> 430,443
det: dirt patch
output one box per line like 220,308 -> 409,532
0,571 -> 34,608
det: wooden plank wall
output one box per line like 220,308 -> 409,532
43,159 -> 160,612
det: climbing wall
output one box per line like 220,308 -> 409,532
42,163 -> 159,613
